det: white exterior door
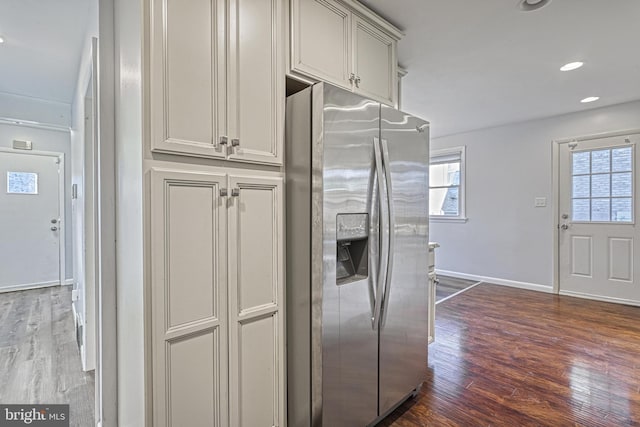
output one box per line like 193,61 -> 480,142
0,150 -> 62,291
558,133 -> 640,304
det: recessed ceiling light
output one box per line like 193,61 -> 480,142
0,36 -> 5,44
560,62 -> 584,72
581,96 -> 600,103
519,0 -> 552,12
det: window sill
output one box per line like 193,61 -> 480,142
429,217 -> 468,224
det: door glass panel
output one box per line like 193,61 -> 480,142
612,147 -> 633,172
7,171 -> 38,194
591,150 -> 611,173
591,174 -> 610,198
592,198 -> 611,221
612,198 -> 633,222
572,199 -> 590,221
572,152 -> 590,174
571,145 -> 634,223
612,172 -> 632,197
572,175 -> 590,198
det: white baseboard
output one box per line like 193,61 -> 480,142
436,269 -> 554,294
0,280 -> 59,293
559,290 -> 640,307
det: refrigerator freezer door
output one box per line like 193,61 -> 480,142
321,84 -> 380,426
378,104 -> 430,417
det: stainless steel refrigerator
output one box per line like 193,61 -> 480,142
286,82 -> 430,427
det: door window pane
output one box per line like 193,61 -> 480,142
572,199 -> 590,221
612,147 -> 632,172
572,152 -> 590,175
7,172 -> 38,194
612,198 -> 633,222
611,172 -> 632,197
591,174 -> 610,198
570,145 -> 634,223
591,198 -> 611,222
591,150 -> 611,173
572,175 -> 590,198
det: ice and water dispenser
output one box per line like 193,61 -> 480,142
336,213 -> 369,285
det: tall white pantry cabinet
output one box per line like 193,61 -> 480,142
146,0 -> 285,426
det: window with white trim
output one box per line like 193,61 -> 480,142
429,146 -> 466,221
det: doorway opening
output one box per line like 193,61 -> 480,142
0,1 -> 102,424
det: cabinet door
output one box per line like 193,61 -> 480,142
227,0 -> 284,165
352,16 -> 397,105
150,168 -> 228,427
291,0 -> 352,89
150,0 -> 226,158
227,175 -> 284,427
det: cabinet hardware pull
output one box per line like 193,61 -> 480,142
355,76 -> 361,88
349,73 -> 356,84
231,138 -> 240,147
220,136 -> 228,145
231,188 -> 240,197
220,188 -> 228,197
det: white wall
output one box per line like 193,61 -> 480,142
0,123 -> 72,280
0,92 -> 71,128
114,0 -> 145,424
431,100 -> 640,289
70,0 -> 98,371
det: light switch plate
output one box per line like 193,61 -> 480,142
535,197 -> 547,207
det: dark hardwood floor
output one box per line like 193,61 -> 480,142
382,284 -> 640,426
0,286 -> 94,427
436,275 -> 480,302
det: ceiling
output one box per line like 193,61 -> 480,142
361,0 -> 640,138
0,0 -> 93,104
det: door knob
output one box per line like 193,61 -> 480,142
51,218 -> 58,224
51,226 -> 58,231
560,224 -> 569,230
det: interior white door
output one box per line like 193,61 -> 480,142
0,150 -> 61,291
559,133 -> 640,304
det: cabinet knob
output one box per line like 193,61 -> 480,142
220,188 -> 228,197
220,136 -> 228,145
349,73 -> 356,84
231,138 -> 240,147
355,76 -> 361,88
231,188 -> 240,197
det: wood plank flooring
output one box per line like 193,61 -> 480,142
436,275 -> 479,302
0,286 -> 94,427
381,284 -> 640,426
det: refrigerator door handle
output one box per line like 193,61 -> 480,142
380,138 -> 395,328
372,136 -> 389,330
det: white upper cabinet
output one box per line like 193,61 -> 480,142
228,0 -> 285,165
290,0 -> 402,105
352,15 -> 397,105
291,0 -> 352,88
150,0 -> 226,158
150,0 -> 284,165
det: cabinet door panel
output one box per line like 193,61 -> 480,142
228,175 -> 284,426
150,169 -> 228,427
291,0 -> 351,89
150,0 -> 226,158
353,16 -> 397,105
228,0 -> 284,165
